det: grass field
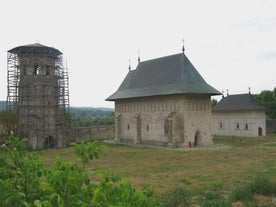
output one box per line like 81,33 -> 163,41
42,135 -> 276,195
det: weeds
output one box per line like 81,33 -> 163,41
161,186 -> 191,207
231,175 -> 276,204
251,175 -> 276,196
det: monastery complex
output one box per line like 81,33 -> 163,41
4,43 -> 267,149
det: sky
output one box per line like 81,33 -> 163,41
0,0 -> 275,108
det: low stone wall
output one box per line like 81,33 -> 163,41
266,120 -> 276,134
69,125 -> 115,143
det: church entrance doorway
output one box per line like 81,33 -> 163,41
194,130 -> 200,147
258,127 -> 263,136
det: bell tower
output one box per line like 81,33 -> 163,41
7,43 -> 69,149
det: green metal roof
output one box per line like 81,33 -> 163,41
106,53 -> 221,101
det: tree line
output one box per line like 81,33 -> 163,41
69,107 -> 115,127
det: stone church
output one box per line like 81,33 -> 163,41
106,50 -> 221,147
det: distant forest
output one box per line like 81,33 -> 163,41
0,102 -> 114,127
69,107 -> 114,127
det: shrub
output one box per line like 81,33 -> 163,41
0,136 -> 159,207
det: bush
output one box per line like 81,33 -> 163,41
0,135 -> 158,207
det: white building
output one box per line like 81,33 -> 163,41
212,93 -> 266,137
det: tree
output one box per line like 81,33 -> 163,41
211,99 -> 218,107
254,87 -> 276,119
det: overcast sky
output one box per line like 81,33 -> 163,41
0,0 -> 275,108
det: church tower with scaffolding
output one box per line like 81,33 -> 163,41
7,43 -> 70,149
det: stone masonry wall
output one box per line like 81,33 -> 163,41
114,94 -> 213,147
69,125 -> 115,143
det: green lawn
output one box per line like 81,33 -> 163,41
41,134 -> 276,197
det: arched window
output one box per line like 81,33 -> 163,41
34,63 -> 39,75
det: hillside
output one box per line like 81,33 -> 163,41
69,107 -> 114,127
69,106 -> 114,118
0,101 -> 114,114
0,102 -> 114,127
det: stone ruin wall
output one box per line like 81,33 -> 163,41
66,125 -> 115,144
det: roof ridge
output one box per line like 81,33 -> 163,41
139,53 -> 183,64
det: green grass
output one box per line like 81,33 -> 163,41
213,134 -> 276,147
40,134 -> 276,205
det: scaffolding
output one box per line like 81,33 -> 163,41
7,52 -> 20,111
6,43 -> 70,147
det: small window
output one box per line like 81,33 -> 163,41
146,125 -> 149,131
236,123 -> 240,130
219,122 -> 223,129
46,65 -> 50,75
244,123 -> 248,130
127,124 -> 130,130
22,65 -> 27,75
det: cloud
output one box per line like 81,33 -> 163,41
256,51 -> 276,61
231,17 -> 276,32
